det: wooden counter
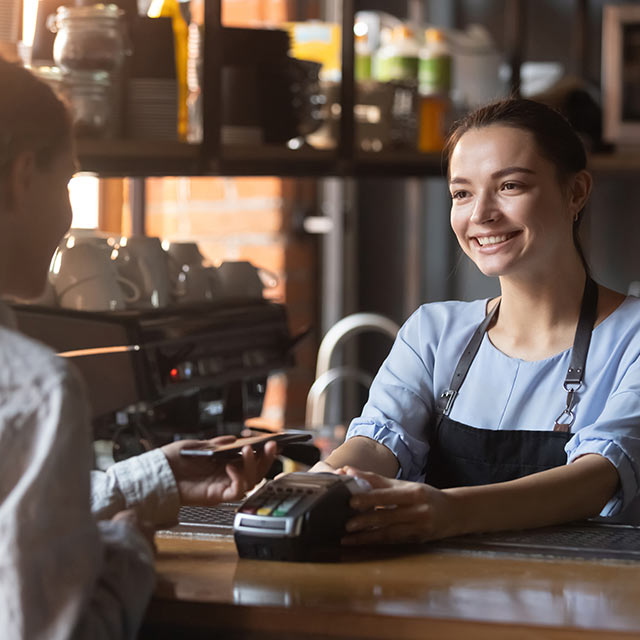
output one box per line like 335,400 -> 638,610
142,533 -> 640,640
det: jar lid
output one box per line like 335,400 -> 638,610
55,3 -> 124,21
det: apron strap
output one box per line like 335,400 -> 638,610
554,276 -> 599,432
437,276 -> 599,428
436,299 -> 500,416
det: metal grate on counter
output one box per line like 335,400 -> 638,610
435,522 -> 640,562
174,504 -> 239,534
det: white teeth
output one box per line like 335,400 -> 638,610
477,234 -> 510,246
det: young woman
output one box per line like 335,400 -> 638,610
315,98 -> 640,545
0,59 -> 276,639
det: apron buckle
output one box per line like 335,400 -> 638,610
438,389 -> 458,416
554,388 -> 577,432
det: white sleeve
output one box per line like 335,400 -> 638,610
91,448 -> 180,526
0,363 -> 156,640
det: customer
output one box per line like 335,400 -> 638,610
314,98 -> 640,543
0,58 -> 277,639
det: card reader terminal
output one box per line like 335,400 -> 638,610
234,472 -> 370,562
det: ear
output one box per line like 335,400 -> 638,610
4,150 -> 37,215
567,170 -> 592,219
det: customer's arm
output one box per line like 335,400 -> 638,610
91,437 -> 278,525
0,361 -> 156,640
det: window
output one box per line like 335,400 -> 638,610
68,174 -> 100,229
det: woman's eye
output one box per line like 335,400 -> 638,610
502,182 -> 520,191
451,190 -> 469,200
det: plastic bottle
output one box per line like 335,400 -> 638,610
372,24 -> 419,83
418,28 -> 452,95
417,28 -> 452,152
147,0 -> 188,140
354,31 -> 372,82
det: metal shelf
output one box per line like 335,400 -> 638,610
75,139 -> 200,177
588,150 -> 640,173
75,137 -> 640,179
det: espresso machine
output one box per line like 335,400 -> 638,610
10,299 -> 298,459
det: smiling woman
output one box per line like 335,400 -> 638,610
311,98 -> 639,547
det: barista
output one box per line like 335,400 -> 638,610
0,58 -> 277,639
315,98 -> 640,544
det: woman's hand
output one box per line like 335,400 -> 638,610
161,436 -> 278,506
340,467 -> 459,545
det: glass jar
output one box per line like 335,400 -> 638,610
65,70 -> 115,138
49,4 -> 127,73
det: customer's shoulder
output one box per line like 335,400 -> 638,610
0,325 -> 73,389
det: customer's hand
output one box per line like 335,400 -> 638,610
161,436 -> 278,506
112,509 -> 157,554
339,467 -> 458,545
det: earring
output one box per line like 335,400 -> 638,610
574,212 -> 579,222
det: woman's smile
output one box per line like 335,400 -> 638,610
473,230 -> 521,249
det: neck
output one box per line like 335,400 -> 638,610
496,258 -> 587,338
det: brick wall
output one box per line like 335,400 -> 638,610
139,175 -> 318,429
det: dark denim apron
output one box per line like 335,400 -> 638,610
424,277 -> 598,489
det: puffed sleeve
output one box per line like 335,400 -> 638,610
346,308 -> 436,481
566,355 -> 640,517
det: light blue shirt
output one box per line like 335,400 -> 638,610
347,296 -> 640,523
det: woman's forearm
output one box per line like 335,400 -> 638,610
446,453 -> 620,536
314,436 -> 400,478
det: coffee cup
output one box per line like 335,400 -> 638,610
59,228 -> 117,253
50,243 -> 140,311
116,235 -> 171,309
216,260 -> 278,300
164,240 -> 221,304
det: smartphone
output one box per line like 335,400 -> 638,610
179,431 -> 312,460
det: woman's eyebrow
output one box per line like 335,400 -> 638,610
491,166 -> 536,179
449,176 -> 470,185
450,166 -> 536,185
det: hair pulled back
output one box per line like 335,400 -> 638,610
444,98 -> 589,271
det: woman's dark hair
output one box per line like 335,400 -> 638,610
0,58 -> 72,181
444,98 -> 590,272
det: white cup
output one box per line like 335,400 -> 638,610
165,241 -> 221,304
51,243 -> 140,311
174,265 -> 221,304
59,228 -> 117,253
116,236 -> 171,309
216,261 -> 278,300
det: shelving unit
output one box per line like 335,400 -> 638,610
72,0 -> 452,178
72,0 -> 640,179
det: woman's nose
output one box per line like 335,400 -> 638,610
470,192 -> 497,224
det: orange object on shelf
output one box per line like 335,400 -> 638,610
418,94 -> 448,152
